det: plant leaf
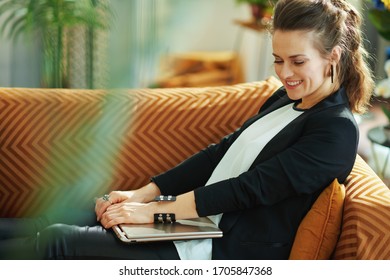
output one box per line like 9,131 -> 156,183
368,9 -> 390,41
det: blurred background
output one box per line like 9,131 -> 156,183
0,0 -> 388,89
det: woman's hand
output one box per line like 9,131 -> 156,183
95,191 -> 135,222
97,190 -> 199,229
99,202 -> 157,228
95,182 -> 161,222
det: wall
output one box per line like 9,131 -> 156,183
107,0 -> 256,88
157,0 -> 274,83
159,0 -> 246,53
0,37 -> 11,87
0,27 -> 41,87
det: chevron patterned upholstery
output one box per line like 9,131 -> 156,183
1,77 -> 390,259
0,77 -> 281,218
332,155 -> 390,260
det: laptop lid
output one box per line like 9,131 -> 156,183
112,217 -> 223,243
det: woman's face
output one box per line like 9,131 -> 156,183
272,30 -> 333,109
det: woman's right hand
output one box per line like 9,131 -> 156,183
95,182 -> 161,222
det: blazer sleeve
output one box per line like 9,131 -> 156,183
193,108 -> 358,217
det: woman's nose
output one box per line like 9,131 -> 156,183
279,64 -> 294,79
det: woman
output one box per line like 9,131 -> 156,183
0,0 -> 374,260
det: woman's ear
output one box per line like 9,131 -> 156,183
331,45 -> 342,64
329,46 -> 342,84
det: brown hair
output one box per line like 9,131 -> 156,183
271,0 -> 374,113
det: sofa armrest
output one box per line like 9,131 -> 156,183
332,154 -> 390,259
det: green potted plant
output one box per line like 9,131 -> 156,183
236,0 -> 278,23
0,0 -> 112,88
367,0 -> 390,41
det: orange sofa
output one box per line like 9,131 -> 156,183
0,76 -> 389,259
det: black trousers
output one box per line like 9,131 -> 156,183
0,206 -> 179,260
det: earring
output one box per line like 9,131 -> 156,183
330,65 -> 334,84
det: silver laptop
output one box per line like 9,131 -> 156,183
112,217 -> 223,243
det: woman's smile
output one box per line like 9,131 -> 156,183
285,80 -> 303,89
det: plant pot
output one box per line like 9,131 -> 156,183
383,124 -> 390,140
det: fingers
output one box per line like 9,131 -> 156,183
100,204 -> 133,228
95,191 -> 124,221
95,190 -> 138,218
94,190 -> 155,226
100,203 -> 154,228
95,195 -> 113,221
100,212 -> 127,229
104,191 -> 122,204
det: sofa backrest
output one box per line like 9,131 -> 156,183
0,77 -> 281,217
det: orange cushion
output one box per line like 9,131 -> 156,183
289,179 -> 345,259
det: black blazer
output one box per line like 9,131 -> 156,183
153,87 -> 358,259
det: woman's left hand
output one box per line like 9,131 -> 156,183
99,202 -> 157,229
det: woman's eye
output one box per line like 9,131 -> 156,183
294,61 -> 305,65
273,60 -> 283,64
